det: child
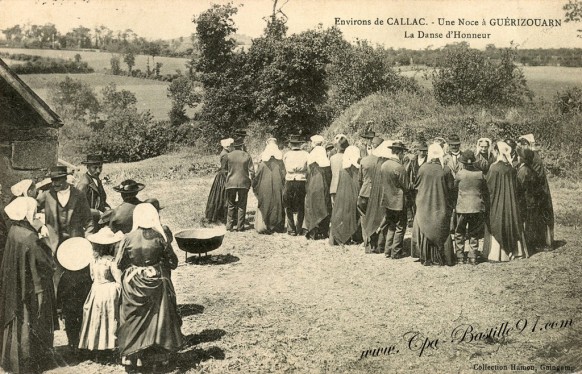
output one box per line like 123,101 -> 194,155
78,227 -> 124,360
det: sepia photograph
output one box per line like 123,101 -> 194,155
0,0 -> 581,372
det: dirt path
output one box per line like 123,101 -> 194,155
44,175 -> 582,373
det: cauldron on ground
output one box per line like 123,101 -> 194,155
174,226 -> 226,261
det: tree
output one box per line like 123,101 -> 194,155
432,43 -> 532,107
47,76 -> 99,120
100,83 -> 138,114
123,51 -> 135,73
167,75 -> 201,125
2,24 -> 23,44
110,56 -> 121,75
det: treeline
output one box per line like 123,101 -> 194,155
0,52 -> 94,74
365,45 -> 582,68
2,22 -> 218,58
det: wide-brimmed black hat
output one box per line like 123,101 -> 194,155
459,150 -> 476,164
448,134 -> 461,145
232,137 -> 245,147
49,165 -> 70,179
81,154 -> 105,165
234,129 -> 248,137
361,130 -> 376,139
288,134 -> 305,144
325,142 -> 335,150
388,141 -> 408,151
112,179 -> 145,194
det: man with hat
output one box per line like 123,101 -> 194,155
453,150 -> 487,265
224,137 -> 255,231
443,134 -> 463,177
234,129 -> 248,152
77,154 -> 110,214
108,179 -> 145,234
282,135 -> 309,235
377,141 -> 410,259
475,138 -> 495,174
36,165 -> 95,353
358,136 -> 384,252
360,129 -> 376,158
330,137 -> 349,205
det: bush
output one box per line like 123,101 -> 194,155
1,52 -> 94,74
432,44 -> 533,107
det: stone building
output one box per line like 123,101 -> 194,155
0,57 -> 62,205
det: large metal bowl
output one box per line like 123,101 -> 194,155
174,226 -> 226,256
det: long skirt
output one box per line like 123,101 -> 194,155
483,225 -> 526,262
78,282 -> 121,350
118,264 -> 183,363
412,220 -> 455,266
1,287 -> 57,373
205,171 -> 227,223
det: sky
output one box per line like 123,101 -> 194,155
0,0 -> 580,50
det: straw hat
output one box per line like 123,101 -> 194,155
57,237 -> 93,271
87,227 -> 124,245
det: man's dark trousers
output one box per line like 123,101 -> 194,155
226,188 -> 248,230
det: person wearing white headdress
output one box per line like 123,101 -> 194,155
0,197 -> 58,373
330,137 -> 349,205
482,142 -> 529,262
411,143 -> 456,266
115,203 -> 183,370
329,146 -> 362,245
283,135 -> 310,236
310,135 -> 325,148
205,138 -> 234,223
516,133 -> 554,248
376,141 -> 410,259
10,179 -> 37,199
359,136 -> 384,253
253,142 -> 286,234
304,145 -> 332,239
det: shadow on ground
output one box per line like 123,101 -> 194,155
186,253 -> 240,265
178,303 -> 205,317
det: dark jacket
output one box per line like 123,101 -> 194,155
454,167 -> 486,213
358,154 -> 379,198
76,172 -> 109,212
109,196 -> 143,234
37,186 -> 95,252
225,149 -> 255,190
380,158 -> 409,211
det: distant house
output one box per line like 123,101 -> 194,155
0,57 -> 62,205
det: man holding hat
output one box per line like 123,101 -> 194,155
108,179 -> 145,234
453,150 -> 487,265
36,165 -> 95,353
283,135 -> 309,235
224,138 -> 255,231
378,141 -> 410,259
77,154 -> 109,213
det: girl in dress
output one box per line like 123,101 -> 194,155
78,227 -> 124,360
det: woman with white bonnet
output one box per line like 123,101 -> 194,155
329,145 -> 362,245
205,138 -> 233,223
411,143 -> 456,266
517,133 -> 554,249
253,140 -> 286,234
305,144 -> 332,240
10,179 -> 37,200
482,141 -> 529,262
116,203 -> 183,370
0,197 -> 58,373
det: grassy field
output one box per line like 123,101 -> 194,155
399,65 -> 582,100
18,73 -> 174,120
0,47 -> 189,75
39,149 -> 582,374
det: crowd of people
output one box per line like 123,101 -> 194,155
206,131 -> 554,266
0,155 -> 182,373
0,127 -> 555,373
